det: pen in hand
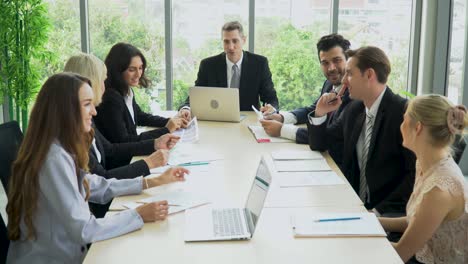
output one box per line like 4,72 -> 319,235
326,84 -> 347,105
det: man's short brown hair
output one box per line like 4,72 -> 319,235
346,46 -> 391,84
222,21 -> 244,37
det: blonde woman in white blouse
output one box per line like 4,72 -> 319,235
379,94 -> 468,264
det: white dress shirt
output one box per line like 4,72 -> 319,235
7,141 -> 144,264
124,89 -> 135,124
91,138 -> 101,163
355,87 -> 386,173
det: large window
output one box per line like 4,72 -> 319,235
256,0 -> 330,111
89,0 -> 166,112
338,0 -> 413,93
44,0 -> 81,82
448,0 -> 466,104
172,0 -> 249,109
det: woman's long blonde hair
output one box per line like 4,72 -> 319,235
64,53 -> 107,106
7,73 -> 93,241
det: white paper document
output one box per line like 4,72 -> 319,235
271,150 -> 324,160
248,125 -> 293,143
277,171 -> 345,187
122,191 -> 209,214
274,159 -> 331,172
291,213 -> 387,237
167,143 -> 223,165
172,117 -> 199,143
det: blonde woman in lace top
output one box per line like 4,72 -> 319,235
379,94 -> 468,264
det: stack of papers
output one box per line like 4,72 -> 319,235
277,171 -> 345,187
122,191 -> 209,215
291,213 -> 386,237
274,159 -> 331,172
248,125 -> 292,143
271,150 -> 323,160
172,117 -> 199,143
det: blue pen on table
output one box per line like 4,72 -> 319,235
178,161 -> 210,166
315,217 -> 361,222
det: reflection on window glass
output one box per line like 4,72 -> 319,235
89,0 -> 166,111
172,0 -> 249,109
338,0 -> 412,94
448,0 -> 466,104
44,0 -> 81,82
256,0 -> 330,111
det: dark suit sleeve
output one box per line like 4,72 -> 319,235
88,150 -> 150,180
258,58 -> 279,110
307,110 -> 344,152
134,100 -> 169,127
291,104 -> 317,124
96,92 -> 169,142
295,128 -> 308,144
98,130 -> 155,161
375,146 -> 416,214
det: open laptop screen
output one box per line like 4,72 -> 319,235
245,158 -> 271,233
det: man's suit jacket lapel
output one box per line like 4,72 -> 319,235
350,108 -> 365,151
239,51 -> 249,90
367,88 -> 391,160
218,53 -> 228,88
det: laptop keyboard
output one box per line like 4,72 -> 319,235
212,208 -> 246,237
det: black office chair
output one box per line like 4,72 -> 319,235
0,121 -> 23,192
453,135 -> 467,164
1,212 -> 9,263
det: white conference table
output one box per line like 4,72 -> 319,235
84,112 -> 402,264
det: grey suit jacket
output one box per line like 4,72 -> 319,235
7,141 -> 144,264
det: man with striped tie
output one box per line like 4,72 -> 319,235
307,46 -> 416,216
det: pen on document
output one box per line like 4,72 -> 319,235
315,217 -> 361,222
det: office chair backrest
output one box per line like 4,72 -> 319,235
0,121 -> 23,192
453,135 -> 467,164
1,212 -> 9,263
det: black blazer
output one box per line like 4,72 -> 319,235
307,88 -> 416,214
89,125 -> 154,177
95,88 -> 170,143
181,51 -> 279,111
295,81 -> 352,170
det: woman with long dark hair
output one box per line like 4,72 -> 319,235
94,42 -> 188,143
6,73 -> 188,263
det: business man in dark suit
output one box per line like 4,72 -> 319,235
178,21 -> 279,120
259,34 -> 352,169
307,46 -> 416,215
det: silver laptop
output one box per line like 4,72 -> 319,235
189,86 -> 241,122
184,157 -> 272,242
